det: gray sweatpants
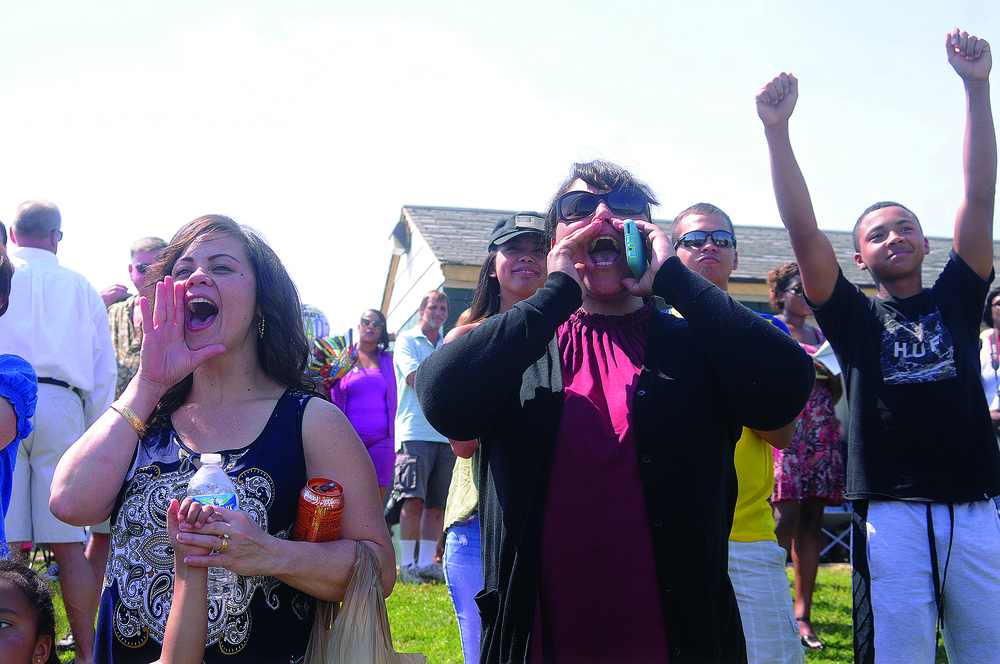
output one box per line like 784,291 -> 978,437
853,499 -> 1000,664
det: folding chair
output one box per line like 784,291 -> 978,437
820,503 -> 852,563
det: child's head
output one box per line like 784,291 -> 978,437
852,201 -> 929,285
0,558 -> 58,664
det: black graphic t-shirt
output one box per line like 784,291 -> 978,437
814,250 -> 1000,501
879,310 -> 957,385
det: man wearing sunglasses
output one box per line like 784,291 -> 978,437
98,238 -> 160,309
758,30 -> 1000,664
672,203 -> 805,664
104,237 -> 168,397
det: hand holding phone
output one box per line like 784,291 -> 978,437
624,220 -> 647,281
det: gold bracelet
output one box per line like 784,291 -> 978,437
110,403 -> 148,438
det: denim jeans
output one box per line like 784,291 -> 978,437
444,514 -> 482,663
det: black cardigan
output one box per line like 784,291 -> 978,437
417,259 -> 814,664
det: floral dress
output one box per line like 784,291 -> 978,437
771,330 -> 845,504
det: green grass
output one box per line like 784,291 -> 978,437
387,580 -> 463,663
793,564 -> 852,663
43,561 -> 949,663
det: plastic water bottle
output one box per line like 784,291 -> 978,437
186,453 -> 239,601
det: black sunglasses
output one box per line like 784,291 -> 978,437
556,188 -> 649,222
785,284 -> 804,296
133,263 -> 150,275
360,318 -> 384,329
673,230 -> 737,250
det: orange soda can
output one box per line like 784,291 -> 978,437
291,478 -> 344,543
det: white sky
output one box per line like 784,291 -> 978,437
1,1 -> 997,335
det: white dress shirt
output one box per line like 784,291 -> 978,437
0,246 -> 116,426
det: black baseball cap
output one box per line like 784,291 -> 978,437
488,212 -> 545,250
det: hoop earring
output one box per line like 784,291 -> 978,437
259,315 -> 265,339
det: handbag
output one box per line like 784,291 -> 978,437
304,542 -> 425,664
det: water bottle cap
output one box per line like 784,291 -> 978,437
200,453 -> 223,466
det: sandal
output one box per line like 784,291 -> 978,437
797,617 -> 824,650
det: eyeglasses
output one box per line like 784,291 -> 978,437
360,319 -> 384,329
133,263 -> 150,275
556,188 -> 649,221
52,229 -> 63,241
785,284 -> 804,296
673,230 -> 737,250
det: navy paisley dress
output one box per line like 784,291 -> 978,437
94,389 -> 316,664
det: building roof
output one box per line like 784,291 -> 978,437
403,204 -> 1000,289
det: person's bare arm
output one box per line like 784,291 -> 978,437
156,499 -> 212,664
51,277 -> 226,525
816,362 -> 843,404
757,73 -> 841,307
100,284 -> 129,309
947,29 -> 996,279
444,322 -> 482,458
754,419 -> 798,450
394,332 -> 421,387
0,396 -> 16,450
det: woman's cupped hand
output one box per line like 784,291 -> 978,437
136,276 -> 227,392
615,218 -> 674,297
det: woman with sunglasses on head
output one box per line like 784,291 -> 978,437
49,215 -> 394,664
416,160 -> 814,663
441,212 -> 548,664
766,261 -> 845,650
331,309 -> 397,502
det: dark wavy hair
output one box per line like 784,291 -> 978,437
543,160 -> 658,241
767,261 -> 800,312
146,215 -> 314,424
363,309 -> 390,350
0,242 -> 13,316
467,251 -> 501,324
0,558 -> 59,664
985,287 -> 1000,328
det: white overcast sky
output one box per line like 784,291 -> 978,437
1,1 -> 997,334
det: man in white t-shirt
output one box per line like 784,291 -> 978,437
393,290 -> 453,583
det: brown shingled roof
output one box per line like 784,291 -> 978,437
403,205 -> 1000,289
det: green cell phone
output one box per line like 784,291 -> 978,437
624,220 -> 647,280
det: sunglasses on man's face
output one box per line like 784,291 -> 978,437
672,230 -> 737,251
556,188 -> 649,222
785,284 -> 804,296
133,263 -> 150,275
360,319 -> 384,329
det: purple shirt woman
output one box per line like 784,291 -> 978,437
331,309 -> 397,501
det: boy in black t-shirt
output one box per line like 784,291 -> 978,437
757,29 -> 999,664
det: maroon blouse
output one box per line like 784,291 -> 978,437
531,302 -> 670,663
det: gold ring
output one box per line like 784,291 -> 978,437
219,534 -> 229,554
